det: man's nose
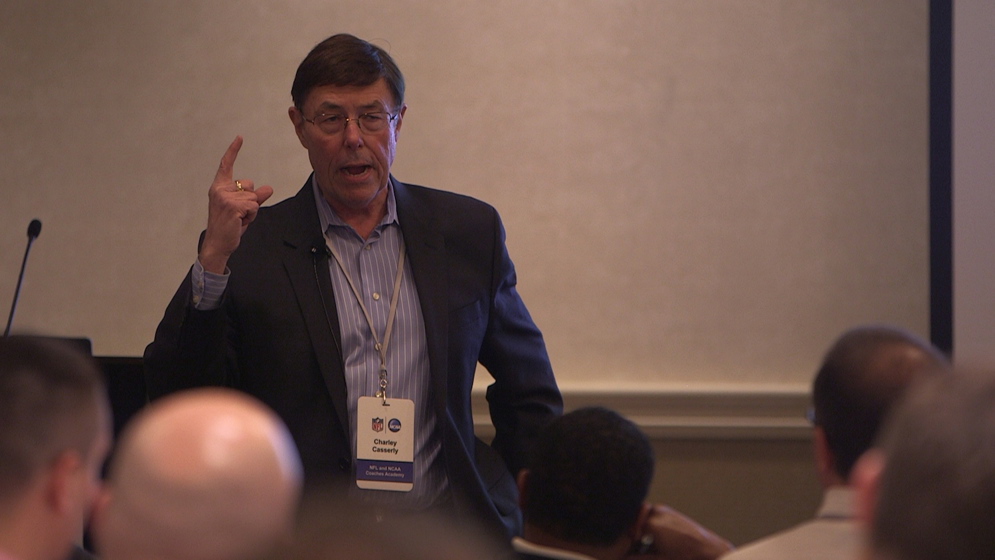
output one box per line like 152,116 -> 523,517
342,119 -> 364,146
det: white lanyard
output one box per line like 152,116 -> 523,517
324,232 -> 406,403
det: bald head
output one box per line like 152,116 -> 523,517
94,389 -> 303,560
267,493 -> 506,560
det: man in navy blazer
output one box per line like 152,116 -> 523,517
144,33 -> 561,540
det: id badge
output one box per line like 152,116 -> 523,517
356,396 -> 415,492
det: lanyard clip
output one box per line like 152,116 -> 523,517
377,376 -> 388,405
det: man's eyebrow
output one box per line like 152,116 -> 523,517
313,100 -> 389,113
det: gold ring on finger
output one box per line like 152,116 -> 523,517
236,180 -> 243,191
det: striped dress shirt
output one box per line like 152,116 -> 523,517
191,177 -> 448,510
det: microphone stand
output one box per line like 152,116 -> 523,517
4,221 -> 41,337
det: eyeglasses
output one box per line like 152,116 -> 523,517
303,111 -> 398,135
806,407 -> 817,425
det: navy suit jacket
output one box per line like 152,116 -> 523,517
144,177 -> 562,538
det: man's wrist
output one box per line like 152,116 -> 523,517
198,249 -> 229,275
192,259 -> 229,310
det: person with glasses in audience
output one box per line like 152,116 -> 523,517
720,324 -> 947,560
145,33 -> 562,541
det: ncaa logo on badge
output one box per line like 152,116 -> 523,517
388,418 -> 402,432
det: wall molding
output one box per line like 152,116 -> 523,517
473,388 -> 812,441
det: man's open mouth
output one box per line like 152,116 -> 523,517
343,165 -> 370,176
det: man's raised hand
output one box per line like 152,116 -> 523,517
199,136 -> 274,274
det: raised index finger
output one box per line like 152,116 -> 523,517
214,135 -> 244,185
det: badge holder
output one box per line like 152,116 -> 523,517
356,395 -> 415,491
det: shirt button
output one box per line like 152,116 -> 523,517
372,292 -> 381,301
338,458 -> 351,472
364,245 -> 372,251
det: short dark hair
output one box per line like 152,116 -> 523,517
0,336 -> 107,503
523,407 -> 654,546
870,368 -> 995,560
291,33 -> 405,111
811,325 -> 947,479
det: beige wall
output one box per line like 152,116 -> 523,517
954,1 -> 995,363
651,437 -> 821,547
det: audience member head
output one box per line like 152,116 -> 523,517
853,367 -> 995,560
266,489 -> 506,560
291,33 -> 405,111
91,388 -> 303,560
810,324 -> 947,484
0,336 -> 111,560
519,406 -> 655,557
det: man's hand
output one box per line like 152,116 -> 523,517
199,136 -> 274,273
627,504 -> 734,560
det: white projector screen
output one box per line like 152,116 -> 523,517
0,1 -> 930,393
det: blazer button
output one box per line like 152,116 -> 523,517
338,458 -> 351,472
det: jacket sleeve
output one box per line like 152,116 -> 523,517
478,211 -> 563,475
143,265 -> 236,398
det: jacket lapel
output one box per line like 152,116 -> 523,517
393,179 -> 450,415
280,181 -> 351,436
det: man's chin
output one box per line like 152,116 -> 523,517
323,182 -> 387,212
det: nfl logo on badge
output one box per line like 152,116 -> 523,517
372,417 -> 384,433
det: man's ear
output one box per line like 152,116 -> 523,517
851,449 -> 886,528
813,426 -> 842,487
626,502 -> 653,543
45,450 -> 83,515
288,106 -> 308,148
517,469 -> 530,509
88,486 -> 113,546
392,104 -> 407,138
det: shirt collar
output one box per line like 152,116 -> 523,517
311,175 -> 398,235
511,537 -> 600,560
816,486 -> 856,520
